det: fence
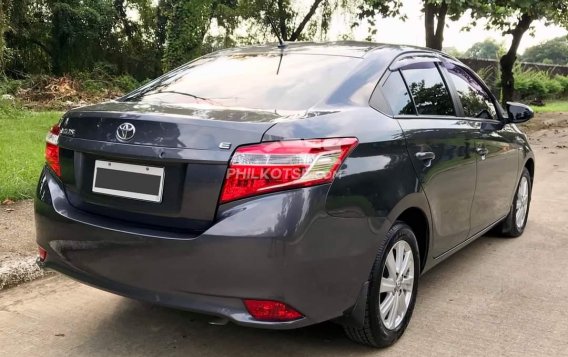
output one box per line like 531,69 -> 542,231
458,58 -> 568,98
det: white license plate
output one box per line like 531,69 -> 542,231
92,160 -> 165,203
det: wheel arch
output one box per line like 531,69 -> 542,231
395,207 -> 430,272
386,192 -> 433,273
524,158 -> 535,184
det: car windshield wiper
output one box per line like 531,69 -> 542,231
138,90 -> 211,102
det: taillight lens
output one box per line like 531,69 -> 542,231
220,138 -> 358,203
38,246 -> 47,262
243,299 -> 303,321
45,124 -> 61,176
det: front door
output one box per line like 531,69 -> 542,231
442,62 -> 520,235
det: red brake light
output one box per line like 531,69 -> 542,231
38,246 -> 47,262
45,124 -> 61,176
220,138 -> 358,203
243,299 -> 303,321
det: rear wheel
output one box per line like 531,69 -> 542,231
343,222 -> 420,348
498,168 -> 532,238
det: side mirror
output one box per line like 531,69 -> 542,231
506,102 -> 534,124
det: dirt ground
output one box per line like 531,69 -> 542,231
0,200 -> 49,289
0,200 -> 36,257
0,113 -> 567,355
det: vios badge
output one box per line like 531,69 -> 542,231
116,122 -> 136,142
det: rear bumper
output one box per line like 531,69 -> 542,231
35,168 -> 388,329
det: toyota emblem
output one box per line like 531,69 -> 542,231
116,122 -> 136,142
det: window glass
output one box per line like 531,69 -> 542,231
382,71 -> 415,115
121,54 -> 360,112
445,63 -> 497,119
401,65 -> 455,116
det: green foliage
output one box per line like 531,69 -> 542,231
464,39 -> 504,60
0,103 -> 62,200
3,0 -> 160,79
162,0 -> 234,71
469,1 -> 568,102
522,37 -> 568,65
554,75 -> 568,96
443,47 -> 462,58
513,67 -> 567,100
475,67 -> 494,84
0,78 -> 23,95
532,100 -> 568,113
473,1 -> 568,34
240,0 -> 354,44
114,75 -> 141,93
1,0 -> 415,82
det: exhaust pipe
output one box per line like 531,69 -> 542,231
208,317 -> 229,326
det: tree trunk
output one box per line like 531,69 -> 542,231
0,5 -> 5,74
424,1 -> 447,51
288,0 -> 324,41
500,14 -> 533,103
277,0 -> 288,41
114,0 -> 135,40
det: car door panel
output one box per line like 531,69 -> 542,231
470,124 -> 520,234
441,62 -> 521,234
399,118 -> 478,256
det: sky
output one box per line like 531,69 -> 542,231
327,0 -> 568,53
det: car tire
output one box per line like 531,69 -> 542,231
343,222 -> 420,348
498,168 -> 532,238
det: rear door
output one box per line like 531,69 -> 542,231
380,58 -> 477,257
442,62 -> 520,234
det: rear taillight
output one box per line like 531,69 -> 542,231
243,299 -> 303,321
45,124 -> 61,176
38,246 -> 47,262
220,138 -> 358,203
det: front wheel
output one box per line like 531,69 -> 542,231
343,222 -> 420,348
498,168 -> 532,238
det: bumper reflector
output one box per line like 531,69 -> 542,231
38,246 -> 47,262
243,299 -> 303,322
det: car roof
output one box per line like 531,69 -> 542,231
210,41 -> 449,60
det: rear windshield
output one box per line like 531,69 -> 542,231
121,54 -> 361,111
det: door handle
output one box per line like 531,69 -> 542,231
415,151 -> 436,167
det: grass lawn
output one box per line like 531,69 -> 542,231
0,106 -> 62,200
533,100 -> 568,113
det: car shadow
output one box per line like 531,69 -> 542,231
81,234 -> 508,356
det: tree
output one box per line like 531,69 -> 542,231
50,1 -> 115,75
424,0 -> 450,50
463,39 -> 504,60
522,36 -> 568,65
2,0 -> 161,78
356,1 -> 479,51
353,0 -> 405,40
240,0 -> 356,43
423,1 -> 488,51
472,1 -> 568,102
0,4 -> 7,74
163,0 -> 244,70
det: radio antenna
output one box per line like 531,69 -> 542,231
266,15 -> 286,49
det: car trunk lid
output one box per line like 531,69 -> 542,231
55,102 -> 282,233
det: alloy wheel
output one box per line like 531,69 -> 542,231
378,240 -> 415,330
516,176 -> 530,230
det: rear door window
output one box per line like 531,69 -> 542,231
444,63 -> 498,119
382,71 -> 416,115
401,64 -> 455,116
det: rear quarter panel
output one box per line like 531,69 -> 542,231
263,108 -> 432,270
